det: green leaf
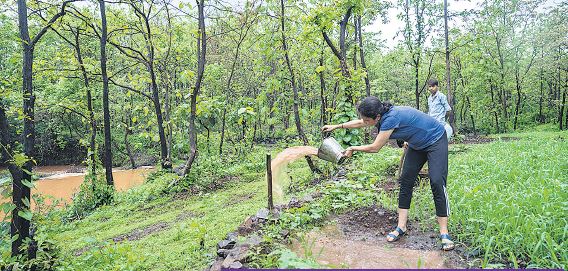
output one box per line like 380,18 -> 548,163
1,202 -> 16,215
12,153 -> 29,168
22,197 -> 30,208
18,210 -> 32,221
21,179 -> 34,189
315,66 -> 325,73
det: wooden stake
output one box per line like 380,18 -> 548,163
266,153 -> 274,210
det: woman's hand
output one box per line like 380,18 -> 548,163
321,124 -> 339,132
343,147 -> 354,157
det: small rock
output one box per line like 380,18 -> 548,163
217,248 -> 231,258
217,240 -> 236,250
238,216 -> 254,235
209,260 -> 223,271
222,255 -> 237,268
256,209 -> 269,220
226,232 -> 238,242
243,234 -> 262,247
269,210 -> 280,220
288,197 -> 301,208
464,248 -> 481,258
229,261 -> 243,269
302,194 -> 314,202
280,229 -> 290,238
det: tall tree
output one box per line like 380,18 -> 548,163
14,0 -> 77,258
183,0 -> 206,175
280,0 -> 319,173
443,0 -> 455,131
99,0 -> 114,186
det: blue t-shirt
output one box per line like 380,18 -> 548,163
376,106 -> 445,150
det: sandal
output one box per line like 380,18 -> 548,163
440,233 -> 455,251
386,227 -> 406,242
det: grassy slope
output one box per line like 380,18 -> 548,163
36,128 -> 568,270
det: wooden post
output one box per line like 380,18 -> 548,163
266,153 -> 274,210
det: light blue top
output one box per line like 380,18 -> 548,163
428,91 -> 451,124
377,106 -> 445,150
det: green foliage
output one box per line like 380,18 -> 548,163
447,132 -> 567,269
331,100 -> 362,146
65,172 -> 114,221
56,243 -> 147,271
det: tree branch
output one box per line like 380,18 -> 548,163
31,0 -> 81,46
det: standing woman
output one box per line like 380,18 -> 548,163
322,96 -> 454,251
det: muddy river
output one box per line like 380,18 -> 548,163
0,166 -> 154,213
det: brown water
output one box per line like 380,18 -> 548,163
270,146 -> 318,201
0,166 -> 154,215
290,223 -> 449,269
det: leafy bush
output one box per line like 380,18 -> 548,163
64,172 -> 114,221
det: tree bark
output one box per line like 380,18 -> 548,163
513,71 -> 522,130
489,80 -> 500,133
444,0 -> 455,132
560,88 -> 566,130
14,0 -> 77,259
73,29 -> 97,175
183,0 -> 206,176
318,54 -> 327,126
99,0 -> 114,186
357,16 -> 371,97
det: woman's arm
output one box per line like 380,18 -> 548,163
344,129 -> 394,156
321,119 -> 368,132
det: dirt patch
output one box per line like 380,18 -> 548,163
291,224 -> 448,269
112,222 -> 170,243
296,205 -> 468,268
175,211 -> 197,221
224,193 -> 255,207
375,177 -> 398,193
458,135 -> 494,144
173,175 -> 239,200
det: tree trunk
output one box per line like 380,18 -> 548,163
149,68 -> 170,169
352,17 -> 357,70
14,0 -> 33,258
513,71 -> 522,130
357,16 -> 371,97
164,81 -> 173,162
219,109 -> 227,154
124,126 -> 136,169
415,61 -> 420,109
466,96 -> 476,135
489,80 -> 500,133
443,0 -> 455,131
73,29 -> 97,175
318,54 -> 327,126
183,0 -> 206,176
99,0 -> 114,186
281,0 -> 319,173
560,88 -> 566,130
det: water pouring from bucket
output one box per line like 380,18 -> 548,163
268,137 -> 347,203
317,137 -> 347,164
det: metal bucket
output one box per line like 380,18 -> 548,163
317,137 -> 347,164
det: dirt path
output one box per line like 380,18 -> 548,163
290,205 -> 465,269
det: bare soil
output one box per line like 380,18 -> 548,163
290,205 -> 467,269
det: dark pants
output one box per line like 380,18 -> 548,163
398,133 -> 449,217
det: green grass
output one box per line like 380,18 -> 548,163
402,129 -> 567,268
448,130 -> 567,268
